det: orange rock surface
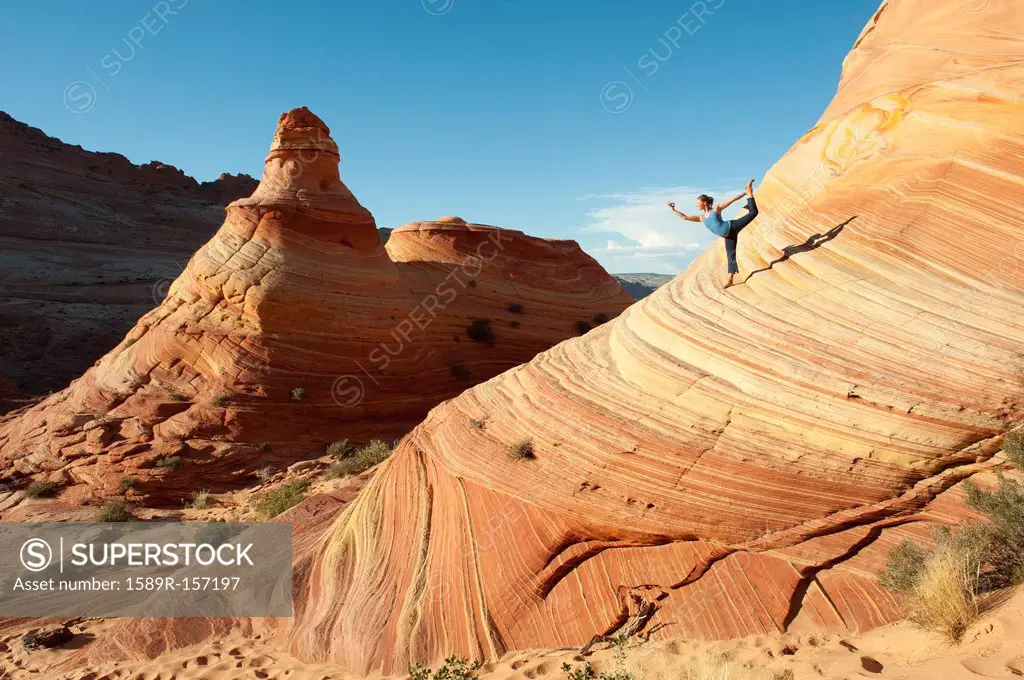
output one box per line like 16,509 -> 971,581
0,108 -> 631,506
285,0 -> 1024,673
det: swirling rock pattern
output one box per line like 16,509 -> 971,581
0,108 -> 631,506
286,0 -> 1024,673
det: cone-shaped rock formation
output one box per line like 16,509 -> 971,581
0,108 -> 632,506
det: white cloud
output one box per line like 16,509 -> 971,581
578,185 -> 744,273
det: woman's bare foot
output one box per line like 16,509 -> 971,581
745,178 -> 756,197
724,273 -> 736,289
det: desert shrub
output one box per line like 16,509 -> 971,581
169,393 -> 187,402
97,500 -> 135,522
330,440 -> 394,476
255,465 -> 275,482
507,437 -> 535,461
961,451 -> 1024,588
326,439 -> 354,460
189,489 -> 212,509
24,480 -> 59,499
509,320 -> 521,328
155,455 -> 182,470
593,312 -> 610,325
467,279 -> 477,288
290,387 -> 306,402
881,430 -> 1024,636
118,476 -> 138,493
211,394 -> 229,407
1004,430 -> 1024,468
255,481 -> 309,520
469,417 -> 487,429
508,303 -> 524,314
575,320 -> 592,335
465,319 -> 494,345
258,441 -> 271,452
324,461 -> 349,480
882,530 -> 985,641
450,361 -> 473,380
410,656 -> 482,680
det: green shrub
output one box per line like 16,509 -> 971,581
24,480 -> 59,499
575,320 -> 592,335
880,430 -> 1024,638
97,500 -> 135,522
410,656 -> 482,680
290,387 -> 306,402
118,477 -> 138,493
189,489 -> 212,509
593,312 -> 610,325
507,437 -> 535,461
465,319 -> 494,345
211,394 -> 229,407
508,303 -> 524,314
169,393 -> 187,402
156,456 -> 182,470
255,481 -> 309,520
257,441 -> 271,452
469,417 -> 487,429
326,439 -> 354,460
329,440 -> 394,476
255,465 -> 275,483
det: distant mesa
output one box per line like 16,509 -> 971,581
275,0 -> 1024,673
0,107 -> 633,507
614,273 -> 673,299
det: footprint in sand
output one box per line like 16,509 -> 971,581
510,659 -> 528,670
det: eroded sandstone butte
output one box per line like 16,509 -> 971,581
0,108 -> 632,507
0,111 -> 258,398
285,0 -> 1024,673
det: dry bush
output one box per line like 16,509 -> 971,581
189,489 -> 212,509
507,437 -> 535,461
906,540 -> 981,640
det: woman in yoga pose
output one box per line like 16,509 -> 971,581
668,178 -> 758,289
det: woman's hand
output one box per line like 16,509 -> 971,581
667,202 -> 675,209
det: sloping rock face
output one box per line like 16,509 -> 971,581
286,0 -> 1024,673
0,112 -> 258,398
0,108 -> 632,505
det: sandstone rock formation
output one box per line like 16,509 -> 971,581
285,0 -> 1024,673
0,111 -> 258,398
0,108 -> 632,506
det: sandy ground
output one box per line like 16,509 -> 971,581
2,589 -> 1023,680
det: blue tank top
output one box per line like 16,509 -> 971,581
701,211 -> 731,237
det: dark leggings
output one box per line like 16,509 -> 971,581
724,197 -> 759,274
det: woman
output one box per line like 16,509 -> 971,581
668,178 -> 758,289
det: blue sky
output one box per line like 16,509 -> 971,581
0,0 -> 881,274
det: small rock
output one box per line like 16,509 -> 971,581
288,460 -> 317,473
21,626 -> 74,651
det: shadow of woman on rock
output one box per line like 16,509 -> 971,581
743,216 -> 856,284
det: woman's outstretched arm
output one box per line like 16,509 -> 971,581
715,191 -> 746,213
667,202 -> 701,223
